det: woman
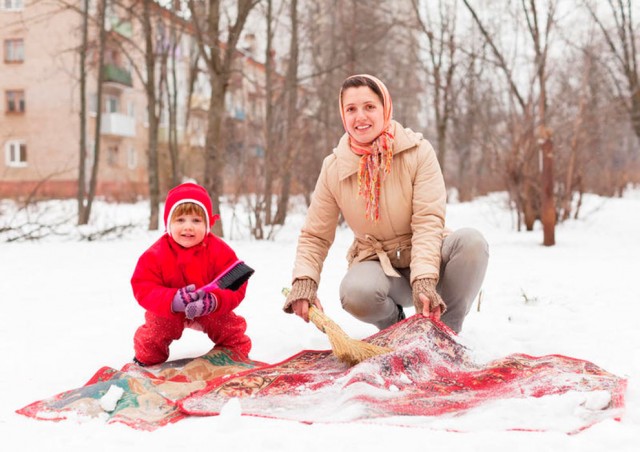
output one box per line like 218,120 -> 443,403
283,74 -> 488,333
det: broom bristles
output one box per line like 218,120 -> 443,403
308,306 -> 392,366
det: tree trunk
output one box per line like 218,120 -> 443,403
77,0 -> 89,225
189,0 -> 256,238
167,12 -> 180,187
204,85 -> 225,237
256,0 -> 277,233
540,132 -> 556,246
80,0 -> 107,225
273,0 -> 299,226
143,0 -> 160,230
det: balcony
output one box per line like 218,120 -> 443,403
102,64 -> 133,87
101,113 -> 136,137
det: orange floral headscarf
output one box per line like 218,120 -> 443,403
339,74 -> 395,222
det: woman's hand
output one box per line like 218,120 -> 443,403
418,292 -> 442,321
291,297 -> 324,322
412,278 -> 446,321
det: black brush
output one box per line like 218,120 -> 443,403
199,260 -> 255,292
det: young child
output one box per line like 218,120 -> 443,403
130,182 -> 252,366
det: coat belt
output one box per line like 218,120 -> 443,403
360,234 -> 405,278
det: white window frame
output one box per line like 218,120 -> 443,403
105,95 -> 119,114
1,0 -> 24,12
3,38 -> 24,62
4,140 -> 27,167
5,89 -> 25,113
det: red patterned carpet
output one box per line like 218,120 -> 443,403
18,316 -> 626,432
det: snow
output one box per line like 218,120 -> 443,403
99,385 -> 125,413
1,190 -> 639,451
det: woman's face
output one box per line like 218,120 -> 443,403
341,86 -> 385,145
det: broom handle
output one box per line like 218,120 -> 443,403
308,306 -> 326,333
282,287 -> 344,335
309,305 -> 349,337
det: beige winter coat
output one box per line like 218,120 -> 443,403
292,120 -> 446,286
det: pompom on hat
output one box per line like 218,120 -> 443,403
163,182 -> 219,234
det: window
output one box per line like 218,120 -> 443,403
127,145 -> 137,169
4,38 -> 24,62
127,99 -> 135,117
107,144 -> 119,167
1,0 -> 24,11
106,95 -> 119,114
5,90 -> 25,113
4,140 -> 27,167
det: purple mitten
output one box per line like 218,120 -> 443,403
171,284 -> 199,313
185,292 -> 217,320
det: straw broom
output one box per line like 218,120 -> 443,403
283,288 -> 392,366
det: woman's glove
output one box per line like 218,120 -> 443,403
185,292 -> 218,319
282,278 -> 318,313
171,284 -> 199,313
283,278 -> 320,323
412,278 -> 447,316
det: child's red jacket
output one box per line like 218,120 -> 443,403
131,233 -> 247,320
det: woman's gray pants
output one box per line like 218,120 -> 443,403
339,228 -> 489,333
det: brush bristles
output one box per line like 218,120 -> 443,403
309,307 -> 392,366
216,262 -> 255,290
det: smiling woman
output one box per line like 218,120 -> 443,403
283,74 -> 489,336
340,84 -> 386,145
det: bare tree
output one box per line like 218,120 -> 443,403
524,0 -> 556,246
411,0 -> 460,175
250,0 -> 284,239
163,3 -> 183,188
558,52 -> 591,221
585,0 -> 640,143
79,0 -> 108,225
450,41 -> 496,201
77,0 -> 90,224
89,1 -> 188,230
463,0 -> 557,245
188,0 -> 259,237
272,0 -> 299,225
141,0 -> 162,230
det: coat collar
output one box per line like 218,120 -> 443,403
335,121 -> 422,181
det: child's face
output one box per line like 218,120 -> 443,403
170,212 -> 206,248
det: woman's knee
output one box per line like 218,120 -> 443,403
340,262 -> 388,315
340,280 -> 385,314
448,228 -> 489,262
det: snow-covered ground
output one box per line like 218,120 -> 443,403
1,190 -> 639,451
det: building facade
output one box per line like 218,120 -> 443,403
1,0 -> 269,201
1,0 -> 152,200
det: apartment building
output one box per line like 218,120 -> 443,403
1,0 -> 268,201
0,0 -> 152,200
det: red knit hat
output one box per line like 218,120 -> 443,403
163,182 -> 218,233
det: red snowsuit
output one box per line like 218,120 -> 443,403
131,233 -> 251,365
